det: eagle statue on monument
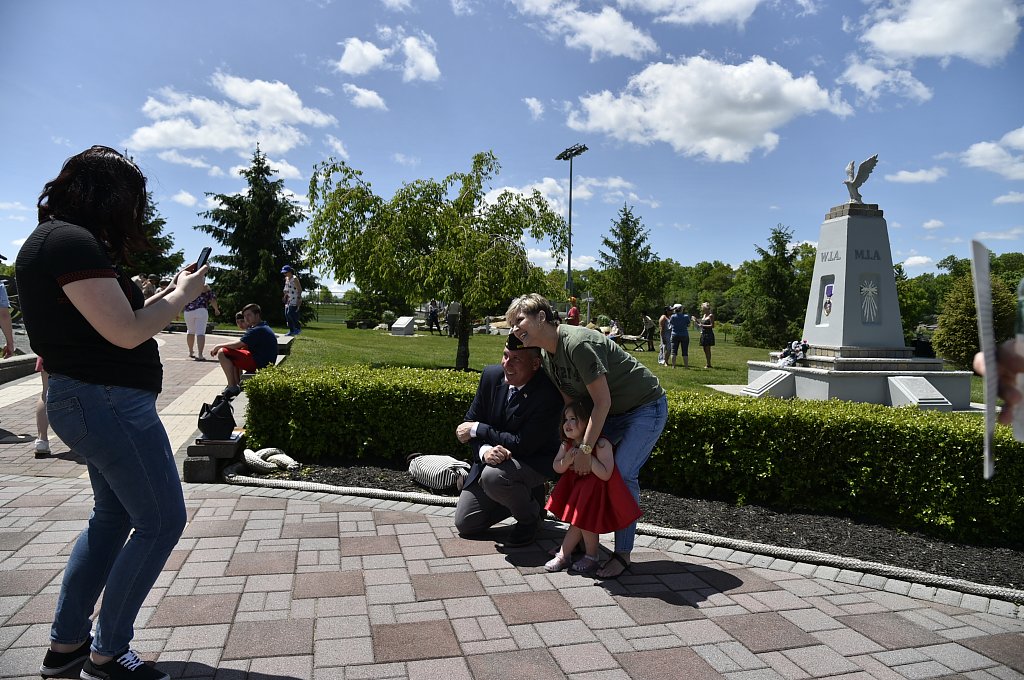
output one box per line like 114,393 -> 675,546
843,154 -> 879,204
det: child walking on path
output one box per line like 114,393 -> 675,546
544,400 -> 642,575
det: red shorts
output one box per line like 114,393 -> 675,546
222,347 -> 258,372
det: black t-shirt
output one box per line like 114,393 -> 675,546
15,220 -> 162,393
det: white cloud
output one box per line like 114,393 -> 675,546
158,149 -> 212,170
619,0 -> 765,28
380,0 -> 411,10
884,166 -> 947,183
903,255 -> 933,267
0,201 -> 30,211
228,157 -> 302,180
560,6 -> 658,61
513,1 -> 657,61
526,247 -> 595,271
838,57 -> 932,103
171,190 -> 197,207
994,191 -> 1024,204
976,227 -> 1024,240
450,0 -> 475,15
402,35 -> 441,82
343,83 -> 388,110
961,125 -> 1024,180
567,56 -> 851,162
125,71 -> 335,156
485,177 -> 567,216
268,157 -> 302,180
325,134 -> 349,159
524,97 -> 544,120
335,38 -> 391,76
860,0 -> 1023,66
922,219 -> 944,229
314,85 -> 333,96
392,152 -> 420,166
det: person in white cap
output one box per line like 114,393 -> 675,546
280,264 -> 302,336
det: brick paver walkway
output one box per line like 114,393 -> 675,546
1,334 -> 1022,679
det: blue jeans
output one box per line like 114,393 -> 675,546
285,304 -> 300,333
46,376 -> 186,657
601,394 -> 668,553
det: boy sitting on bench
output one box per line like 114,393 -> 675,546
210,303 -> 277,397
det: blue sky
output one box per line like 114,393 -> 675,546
2,0 -> 1022,293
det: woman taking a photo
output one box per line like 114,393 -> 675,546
16,146 -> 208,680
505,293 -> 667,578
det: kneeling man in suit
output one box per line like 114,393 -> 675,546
454,333 -> 562,546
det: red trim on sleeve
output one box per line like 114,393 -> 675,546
56,268 -> 117,286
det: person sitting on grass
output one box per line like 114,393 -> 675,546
209,303 -> 276,397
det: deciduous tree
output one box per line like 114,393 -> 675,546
307,151 -> 566,369
735,224 -> 801,348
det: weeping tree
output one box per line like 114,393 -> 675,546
194,147 -> 313,326
307,151 -> 567,369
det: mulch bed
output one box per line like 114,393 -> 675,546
264,457 -> 1023,591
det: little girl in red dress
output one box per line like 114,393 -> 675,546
544,400 -> 642,575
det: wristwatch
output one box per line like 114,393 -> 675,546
577,443 -> 592,455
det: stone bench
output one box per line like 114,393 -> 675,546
239,336 -> 292,382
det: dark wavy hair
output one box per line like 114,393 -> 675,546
559,399 -> 593,444
37,145 -> 150,264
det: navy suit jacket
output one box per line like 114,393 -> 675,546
463,364 -> 563,488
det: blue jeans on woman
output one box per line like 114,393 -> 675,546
46,376 -> 186,657
601,394 -> 668,553
285,304 -> 301,335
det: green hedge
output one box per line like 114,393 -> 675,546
244,366 -> 1023,546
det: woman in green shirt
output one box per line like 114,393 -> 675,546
506,293 -> 668,578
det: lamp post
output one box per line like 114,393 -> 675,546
556,143 -> 587,297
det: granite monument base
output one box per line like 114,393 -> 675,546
744,343 -> 972,410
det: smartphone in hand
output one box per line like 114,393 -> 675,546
194,246 -> 212,270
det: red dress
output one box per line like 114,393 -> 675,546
545,440 -> 642,535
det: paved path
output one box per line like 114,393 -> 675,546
0,336 -> 1022,679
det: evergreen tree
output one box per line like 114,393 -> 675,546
593,204 -> 666,333
195,147 -> 314,326
932,273 -> 1015,369
735,224 -> 801,348
129,192 -> 184,279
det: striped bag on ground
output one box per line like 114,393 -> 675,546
407,453 -> 470,493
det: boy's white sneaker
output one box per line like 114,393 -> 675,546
34,439 -> 51,458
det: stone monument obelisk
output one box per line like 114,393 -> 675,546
743,155 -> 972,409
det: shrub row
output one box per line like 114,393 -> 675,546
244,365 -> 1023,546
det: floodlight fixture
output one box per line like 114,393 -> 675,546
556,143 -> 588,297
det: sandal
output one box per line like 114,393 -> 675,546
596,552 -> 631,579
544,553 -> 571,573
570,554 -> 601,575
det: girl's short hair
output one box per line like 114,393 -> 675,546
504,293 -> 557,327
37,145 -> 150,265
560,399 -> 593,443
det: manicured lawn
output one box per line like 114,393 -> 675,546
285,324 -> 775,393
283,322 -> 985,401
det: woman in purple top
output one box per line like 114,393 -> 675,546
183,285 -> 221,361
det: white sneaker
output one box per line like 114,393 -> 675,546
34,439 -> 51,458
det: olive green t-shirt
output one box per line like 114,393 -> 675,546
543,324 -> 664,414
